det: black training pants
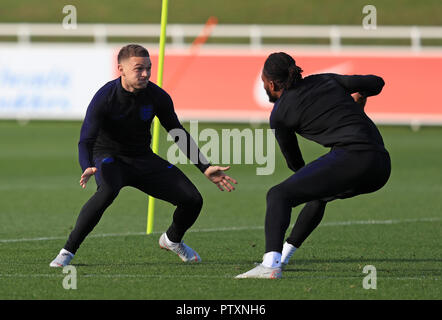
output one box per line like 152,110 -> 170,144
265,148 -> 391,253
64,153 -> 203,254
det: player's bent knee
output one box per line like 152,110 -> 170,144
189,191 -> 203,208
266,185 -> 288,203
181,190 -> 203,210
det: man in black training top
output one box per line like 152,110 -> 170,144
236,52 -> 390,279
50,44 -> 237,267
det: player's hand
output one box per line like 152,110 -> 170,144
352,92 -> 367,109
204,166 -> 238,192
79,167 -> 97,189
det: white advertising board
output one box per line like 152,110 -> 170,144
0,45 -> 114,120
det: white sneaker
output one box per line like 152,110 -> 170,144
159,233 -> 201,263
49,248 -> 74,267
281,242 -> 297,269
235,264 -> 282,279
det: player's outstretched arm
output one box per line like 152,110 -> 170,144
204,166 -> 238,192
330,74 -> 385,97
79,167 -> 97,189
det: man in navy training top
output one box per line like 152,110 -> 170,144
50,44 -> 237,267
236,52 -> 391,279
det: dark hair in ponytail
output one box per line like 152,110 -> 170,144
263,52 -> 303,90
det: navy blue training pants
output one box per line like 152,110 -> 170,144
265,148 -> 391,253
64,153 -> 203,254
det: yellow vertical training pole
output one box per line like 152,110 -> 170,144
147,0 -> 168,234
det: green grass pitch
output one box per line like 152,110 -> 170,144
0,120 -> 441,299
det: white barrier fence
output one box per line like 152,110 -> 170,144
1,23 -> 442,50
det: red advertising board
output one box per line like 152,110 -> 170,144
119,48 -> 442,124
